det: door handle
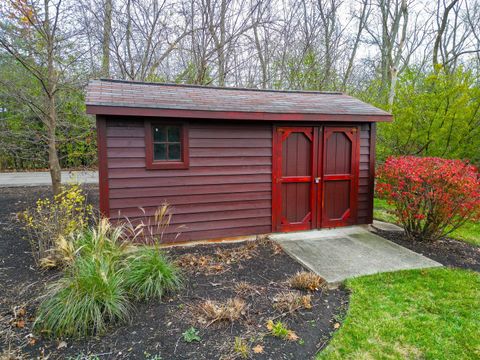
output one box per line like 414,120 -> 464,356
315,177 -> 321,183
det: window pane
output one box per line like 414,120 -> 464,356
153,126 -> 167,142
168,143 -> 181,160
168,126 -> 181,142
153,143 -> 167,160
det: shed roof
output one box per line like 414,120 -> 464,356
86,79 -> 392,122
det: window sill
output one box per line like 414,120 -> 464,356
146,161 -> 189,170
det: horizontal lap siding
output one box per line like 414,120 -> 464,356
105,120 -> 273,243
357,123 -> 373,224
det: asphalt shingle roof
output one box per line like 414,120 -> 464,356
86,79 -> 391,120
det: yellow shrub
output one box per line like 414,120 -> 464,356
19,183 -> 94,268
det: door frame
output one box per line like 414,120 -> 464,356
272,124 -> 360,232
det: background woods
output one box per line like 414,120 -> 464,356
1,0 -> 479,178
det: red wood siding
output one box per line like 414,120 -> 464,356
100,118 -> 375,244
357,123 -> 374,224
105,118 -> 272,243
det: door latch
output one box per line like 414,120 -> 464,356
315,177 -> 321,183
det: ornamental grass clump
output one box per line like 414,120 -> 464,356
123,247 -> 182,301
72,218 -> 131,263
34,257 -> 131,338
122,204 -> 183,301
377,156 -> 480,242
33,204 -> 183,338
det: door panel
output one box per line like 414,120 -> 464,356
273,127 -> 315,232
321,127 -> 358,227
282,182 -> 311,223
324,132 -> 352,175
324,181 -> 350,219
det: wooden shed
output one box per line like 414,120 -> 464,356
86,79 -> 392,244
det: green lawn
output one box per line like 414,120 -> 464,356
317,268 -> 480,360
374,198 -> 480,246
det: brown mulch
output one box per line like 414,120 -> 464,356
0,186 -> 348,360
372,228 -> 480,272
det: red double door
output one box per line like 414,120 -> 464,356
273,126 -> 359,232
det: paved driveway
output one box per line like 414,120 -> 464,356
0,171 -> 98,187
271,226 -> 441,284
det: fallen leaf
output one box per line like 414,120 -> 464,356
266,320 -> 274,331
15,320 -> 25,328
334,323 -> 340,329
57,341 -> 67,349
17,308 -> 26,317
27,335 -> 36,346
252,344 -> 264,354
287,331 -> 299,341
302,296 -> 312,309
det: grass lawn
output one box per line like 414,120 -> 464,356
317,268 -> 480,360
374,198 -> 480,246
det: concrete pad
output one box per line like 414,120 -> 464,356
372,220 -> 404,232
270,226 -> 441,284
0,171 -> 98,187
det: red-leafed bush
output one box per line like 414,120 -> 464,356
376,156 -> 480,242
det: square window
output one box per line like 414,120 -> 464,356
146,121 -> 189,169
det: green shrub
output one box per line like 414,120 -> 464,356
123,247 -> 182,301
34,257 -> 131,338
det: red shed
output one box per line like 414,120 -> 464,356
86,79 -> 392,244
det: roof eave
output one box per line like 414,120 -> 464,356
86,104 -> 393,122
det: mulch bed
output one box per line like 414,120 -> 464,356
0,186 -> 348,359
372,228 -> 480,272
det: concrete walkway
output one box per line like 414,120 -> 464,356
0,171 -> 98,187
372,220 -> 404,232
271,226 -> 441,284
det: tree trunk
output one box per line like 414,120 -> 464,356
216,0 -> 228,86
47,109 -> 62,196
45,0 -> 62,195
253,23 -> 267,89
387,0 -> 408,110
102,0 -> 112,78
433,0 -> 459,69
342,0 -> 369,91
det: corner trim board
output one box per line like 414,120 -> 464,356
96,116 -> 110,217
367,122 -> 376,224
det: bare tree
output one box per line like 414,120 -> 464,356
433,0 -> 460,68
365,0 -> 410,106
316,0 -> 343,89
0,0 -> 87,194
387,0 -> 408,107
109,0 -> 192,81
342,0 -> 370,91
